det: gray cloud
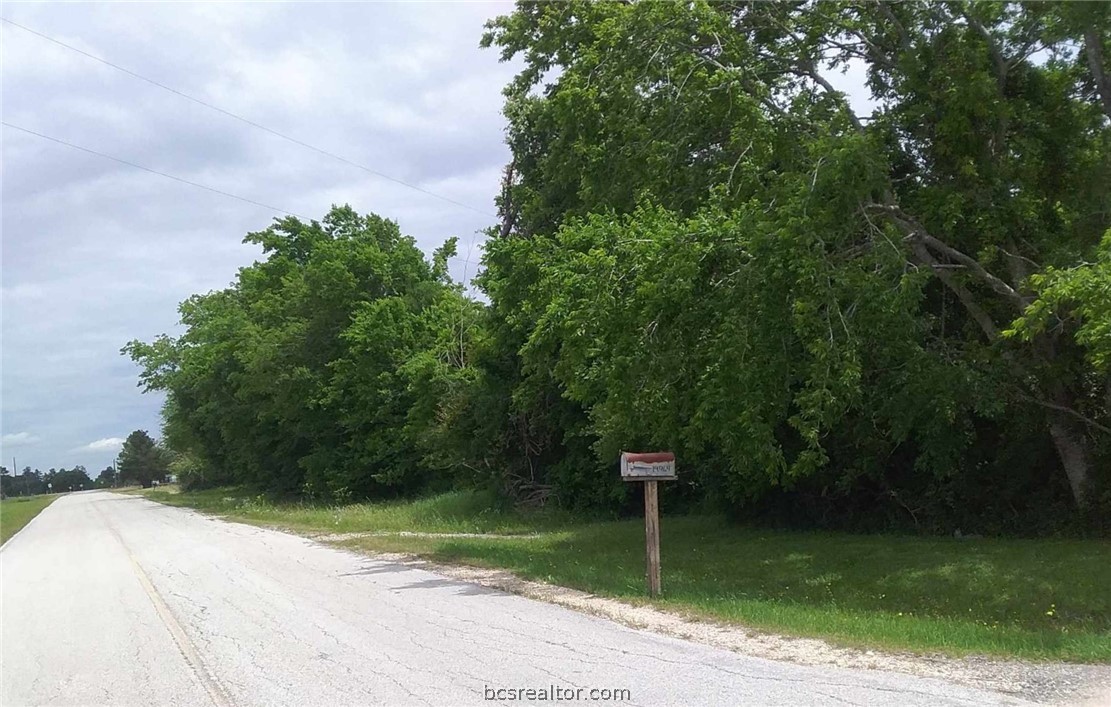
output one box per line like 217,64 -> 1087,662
2,2 -> 517,472
2,432 -> 41,447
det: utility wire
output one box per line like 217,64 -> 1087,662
1,16 -> 497,219
3,121 -> 306,218
2,121 -> 482,267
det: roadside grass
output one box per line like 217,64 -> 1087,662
0,495 -> 59,545
143,487 -> 1111,662
142,486 -> 578,535
112,486 -> 150,496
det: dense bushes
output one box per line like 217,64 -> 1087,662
125,207 -> 475,500
127,2 -> 1110,535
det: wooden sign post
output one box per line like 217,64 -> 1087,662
620,451 -> 676,597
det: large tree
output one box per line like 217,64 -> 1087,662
125,206 -> 472,500
95,466 -> 117,488
43,466 -> 93,492
117,431 -> 169,489
4,468 -> 46,497
479,0 -> 1110,519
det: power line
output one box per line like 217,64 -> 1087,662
3,121 -> 307,218
1,16 -> 497,219
2,120 -> 483,268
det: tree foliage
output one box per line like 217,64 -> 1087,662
470,0 -> 1110,528
127,2 -> 1110,535
95,466 -> 117,488
125,206 -> 474,499
2,468 -> 47,497
116,430 -> 169,489
46,466 -> 93,493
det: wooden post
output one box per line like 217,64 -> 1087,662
643,479 -> 661,597
621,451 -> 673,597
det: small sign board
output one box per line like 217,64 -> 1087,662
620,451 -> 676,481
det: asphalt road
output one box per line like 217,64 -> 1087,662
2,492 -> 1030,706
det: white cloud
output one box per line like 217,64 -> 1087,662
1,432 -> 41,447
82,437 -> 124,452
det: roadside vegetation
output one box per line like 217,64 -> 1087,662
142,487 -> 1111,663
142,486 -> 577,535
124,3 -> 1110,537
0,495 -> 58,545
124,1 -> 1110,664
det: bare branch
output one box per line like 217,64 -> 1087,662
910,241 -> 999,341
822,36 -> 890,68
846,28 -> 897,70
1000,247 -> 1041,272
498,161 -> 518,239
918,233 -> 1026,307
726,140 -> 754,195
876,1 -> 912,55
799,64 -> 865,133
1083,26 -> 1111,121
961,9 -> 1008,91
1008,26 -> 1045,71
1016,391 -> 1111,435
1001,242 -> 1039,294
866,203 -> 1027,310
690,49 -> 788,119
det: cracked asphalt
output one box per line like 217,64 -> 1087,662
2,492 -> 1033,706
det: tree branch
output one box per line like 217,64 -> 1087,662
846,28 -> 897,70
876,1 -> 912,55
1083,26 -> 1111,121
823,36 -> 890,69
691,48 -> 789,120
1015,391 -> 1111,435
909,241 -> 999,341
799,64 -> 865,133
962,9 -> 1008,91
498,161 -> 518,239
866,203 -> 1027,310
918,233 -> 1026,307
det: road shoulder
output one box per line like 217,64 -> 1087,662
319,540 -> 1111,706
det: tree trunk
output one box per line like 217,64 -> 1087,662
1033,334 -> 1096,508
1083,26 -> 1111,122
1045,398 -> 1092,507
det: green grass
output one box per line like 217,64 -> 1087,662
143,487 -> 1111,662
1,495 -> 59,545
142,486 -> 577,535
113,485 -> 157,496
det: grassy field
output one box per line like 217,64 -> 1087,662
1,495 -> 58,545
141,487 -> 1111,662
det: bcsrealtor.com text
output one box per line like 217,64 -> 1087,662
483,685 -> 632,702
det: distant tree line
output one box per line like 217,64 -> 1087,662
1,466 -> 95,497
126,2 -> 1110,535
0,430 -> 172,497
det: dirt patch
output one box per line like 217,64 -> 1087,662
327,541 -> 1110,706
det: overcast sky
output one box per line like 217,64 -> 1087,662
2,1 -> 518,474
